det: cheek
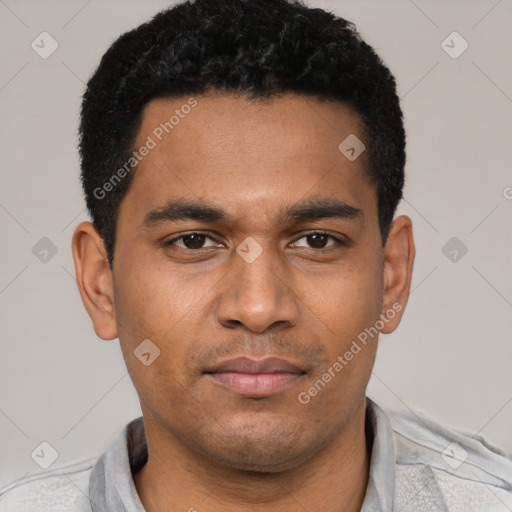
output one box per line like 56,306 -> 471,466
112,264 -> 196,417
299,276 -> 381,414
112,259 -> 185,376
114,251 -> 202,338
112,251 -> 219,386
301,251 -> 383,397
304,256 -> 383,341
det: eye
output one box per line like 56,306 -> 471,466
164,231 -> 346,251
165,232 -> 219,250
293,232 -> 345,250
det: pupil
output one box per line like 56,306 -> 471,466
308,234 -> 327,248
184,234 -> 205,249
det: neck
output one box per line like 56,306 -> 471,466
134,400 -> 371,512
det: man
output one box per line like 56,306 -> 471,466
1,0 -> 511,510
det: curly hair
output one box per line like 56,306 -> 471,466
79,0 -> 406,267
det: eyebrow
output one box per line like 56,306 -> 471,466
141,197 -> 363,228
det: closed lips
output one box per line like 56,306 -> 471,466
204,356 -> 306,374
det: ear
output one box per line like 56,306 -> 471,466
379,215 -> 415,334
71,221 -> 118,340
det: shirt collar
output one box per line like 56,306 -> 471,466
360,396 -> 396,511
89,396 -> 396,511
89,415 -> 147,512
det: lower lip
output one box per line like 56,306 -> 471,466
207,372 -> 304,396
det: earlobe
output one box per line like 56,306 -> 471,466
379,215 -> 415,334
71,221 -> 118,340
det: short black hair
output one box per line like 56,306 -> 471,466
79,0 -> 405,267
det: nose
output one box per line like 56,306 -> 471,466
215,242 -> 300,333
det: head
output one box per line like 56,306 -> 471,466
73,0 -> 414,473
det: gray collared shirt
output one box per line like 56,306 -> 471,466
1,397 -> 511,511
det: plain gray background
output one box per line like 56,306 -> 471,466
1,0 -> 511,488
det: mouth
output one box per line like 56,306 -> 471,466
203,356 -> 307,397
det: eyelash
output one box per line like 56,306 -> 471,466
164,231 -> 346,251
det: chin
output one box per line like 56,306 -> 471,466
195,421 -> 320,473
208,445 -> 311,474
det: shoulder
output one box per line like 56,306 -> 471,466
386,405 -> 512,511
0,455 -> 96,512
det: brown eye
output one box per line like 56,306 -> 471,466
165,233 -> 217,250
306,233 -> 329,249
294,232 -> 344,249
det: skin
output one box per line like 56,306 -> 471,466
72,92 -> 415,512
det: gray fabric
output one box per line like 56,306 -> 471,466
89,416 -> 147,512
359,398 -> 396,510
1,396 -> 511,511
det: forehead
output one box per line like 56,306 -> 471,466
120,93 -> 376,227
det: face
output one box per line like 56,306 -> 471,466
74,92 -> 414,473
